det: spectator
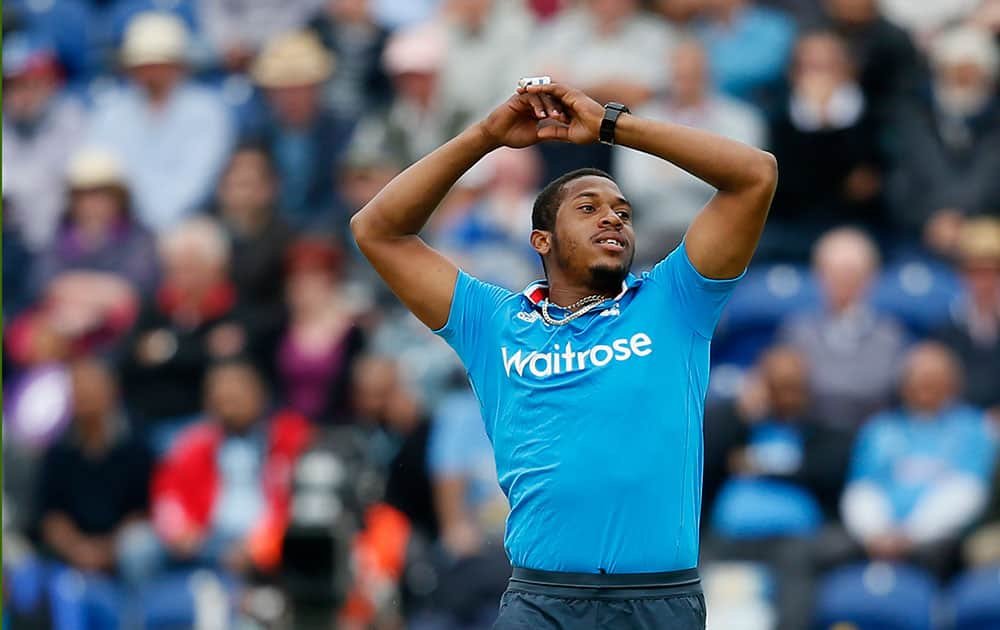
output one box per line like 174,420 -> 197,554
822,0 -> 923,125
763,31 -> 885,261
437,0 -> 536,129
778,228 -> 908,431
533,0 -> 675,105
349,23 -> 463,169
335,149 -> 403,252
118,218 -> 253,449
6,148 -> 159,369
613,38 -> 767,265
309,0 -> 393,118
198,0 -> 325,72
425,148 -> 542,290
886,25 -> 1000,254
37,358 -> 156,584
338,356 -> 440,627
840,342 -> 998,577
247,31 -> 355,228
417,389 -> 509,629
706,347 -> 852,630
209,144 -> 297,326
531,0 -> 676,177
2,33 -> 86,250
32,147 -> 159,299
697,0 -> 797,104
89,12 -> 234,233
152,360 -> 313,574
934,218 -> 1000,415
278,239 -> 366,424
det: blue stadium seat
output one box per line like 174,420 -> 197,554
4,555 -> 45,615
813,562 -> 938,630
714,264 -> 818,366
949,565 -> 1000,630
871,260 -> 962,336
140,570 -> 235,630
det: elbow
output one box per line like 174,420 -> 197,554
754,151 -> 779,192
349,208 -> 372,246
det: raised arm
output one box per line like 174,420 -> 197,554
350,91 -> 564,329
526,83 -> 778,279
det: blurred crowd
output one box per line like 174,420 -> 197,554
3,0 -> 1000,629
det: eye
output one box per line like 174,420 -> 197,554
579,204 -> 596,213
615,209 -> 631,221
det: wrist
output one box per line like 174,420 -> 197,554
470,121 -> 504,153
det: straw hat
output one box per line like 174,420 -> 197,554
251,32 -> 335,88
121,12 -> 189,67
956,217 -> 1000,266
66,147 -> 126,190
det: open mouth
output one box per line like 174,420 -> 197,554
595,237 -> 626,253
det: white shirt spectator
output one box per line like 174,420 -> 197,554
198,0 -> 325,60
532,7 -> 677,97
88,83 -> 234,232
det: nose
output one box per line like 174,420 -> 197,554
599,206 -> 623,228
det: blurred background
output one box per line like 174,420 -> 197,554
2,0 -> 1000,629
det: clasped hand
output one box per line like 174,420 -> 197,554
478,82 -> 606,149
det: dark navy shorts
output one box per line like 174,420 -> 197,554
493,567 -> 706,630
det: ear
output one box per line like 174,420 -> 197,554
530,229 -> 551,257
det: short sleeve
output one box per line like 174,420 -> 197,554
433,270 -> 512,366
427,394 -> 483,477
646,241 -> 745,338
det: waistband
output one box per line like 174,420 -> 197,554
508,567 -> 701,599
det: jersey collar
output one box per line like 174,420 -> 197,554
521,273 -> 640,308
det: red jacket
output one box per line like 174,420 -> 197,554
151,411 -> 313,570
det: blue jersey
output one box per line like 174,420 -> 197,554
434,243 -> 742,573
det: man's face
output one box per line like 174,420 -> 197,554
129,63 -> 184,97
3,73 -> 58,122
219,150 -> 276,217
267,84 -> 322,128
71,361 -> 117,425
538,176 -> 635,291
206,364 -> 264,432
761,351 -> 810,419
900,346 -> 958,415
936,61 -> 994,118
671,42 -> 709,105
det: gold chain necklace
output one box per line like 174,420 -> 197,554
539,294 -> 607,326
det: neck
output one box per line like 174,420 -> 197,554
546,283 -> 617,308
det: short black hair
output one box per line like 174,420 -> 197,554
532,168 -> 616,232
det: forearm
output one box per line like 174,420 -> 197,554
352,125 -> 498,239
614,115 -> 776,195
903,475 -> 988,544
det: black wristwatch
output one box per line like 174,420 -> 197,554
599,102 -> 630,145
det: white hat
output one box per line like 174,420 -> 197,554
121,12 -> 189,67
251,32 -> 335,88
66,147 -> 126,190
931,25 -> 999,79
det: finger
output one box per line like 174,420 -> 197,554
539,93 -> 565,121
536,119 -> 571,143
525,82 -> 573,101
525,92 -> 548,118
